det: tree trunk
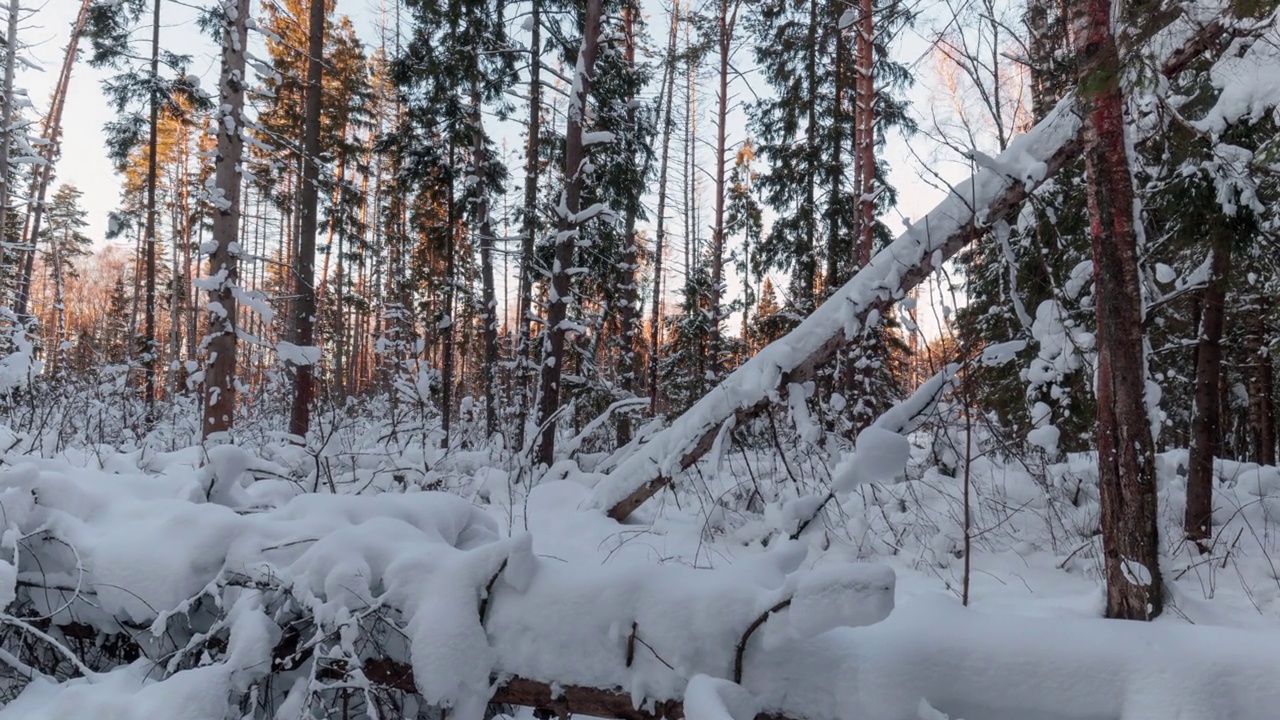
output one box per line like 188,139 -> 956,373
534,0 -> 603,469
854,0 -> 875,267
649,0 -> 679,415
1073,0 -> 1162,620
0,0 -> 18,271
1247,296 -> 1275,465
202,0 -> 248,439
514,0 -> 541,450
441,145 -> 457,448
141,0 -> 162,421
616,0 -> 642,447
707,0 -> 737,382
1184,238 -> 1230,546
473,81 -> 500,441
287,0 -> 325,440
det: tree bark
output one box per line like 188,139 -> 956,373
287,0 -> 325,440
1073,0 -> 1162,620
1184,239 -> 1230,546
534,0 -> 603,468
202,0 -> 250,440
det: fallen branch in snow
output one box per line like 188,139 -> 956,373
589,9 -> 1243,522
790,363 -> 962,541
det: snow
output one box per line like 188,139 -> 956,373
2,429 -> 1280,719
586,95 -> 1084,514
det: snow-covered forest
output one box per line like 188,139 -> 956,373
0,0 -> 1278,717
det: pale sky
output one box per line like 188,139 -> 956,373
24,0 -> 993,341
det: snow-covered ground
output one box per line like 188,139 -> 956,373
1,413 -> 1278,720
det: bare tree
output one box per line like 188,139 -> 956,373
707,0 -> 743,380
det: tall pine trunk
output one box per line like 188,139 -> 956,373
514,0 -> 542,450
648,0 -> 679,415
707,0 -> 738,382
1074,0 -> 1162,620
473,82 -> 500,441
616,0 -> 641,446
534,0 -> 603,468
141,0 -> 162,421
288,0 -> 325,440
1184,235 -> 1231,546
203,0 -> 248,439
854,0 -> 875,266
441,145 -> 457,448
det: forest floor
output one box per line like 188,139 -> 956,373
1,414 -> 1279,719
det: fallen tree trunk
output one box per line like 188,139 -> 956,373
589,10 -> 1236,522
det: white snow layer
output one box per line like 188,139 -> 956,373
4,455 -> 1280,720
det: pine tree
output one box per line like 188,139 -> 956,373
40,184 -> 92,370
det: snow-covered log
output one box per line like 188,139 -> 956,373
588,9 -> 1246,522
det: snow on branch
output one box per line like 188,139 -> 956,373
585,8 -> 1243,523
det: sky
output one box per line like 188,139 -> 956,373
22,0 -> 997,341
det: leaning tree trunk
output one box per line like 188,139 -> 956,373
586,9 -> 1232,523
202,0 -> 250,440
287,0 -> 325,440
534,0 -> 603,469
1184,236 -> 1231,546
13,0 -> 91,319
1073,0 -> 1162,620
